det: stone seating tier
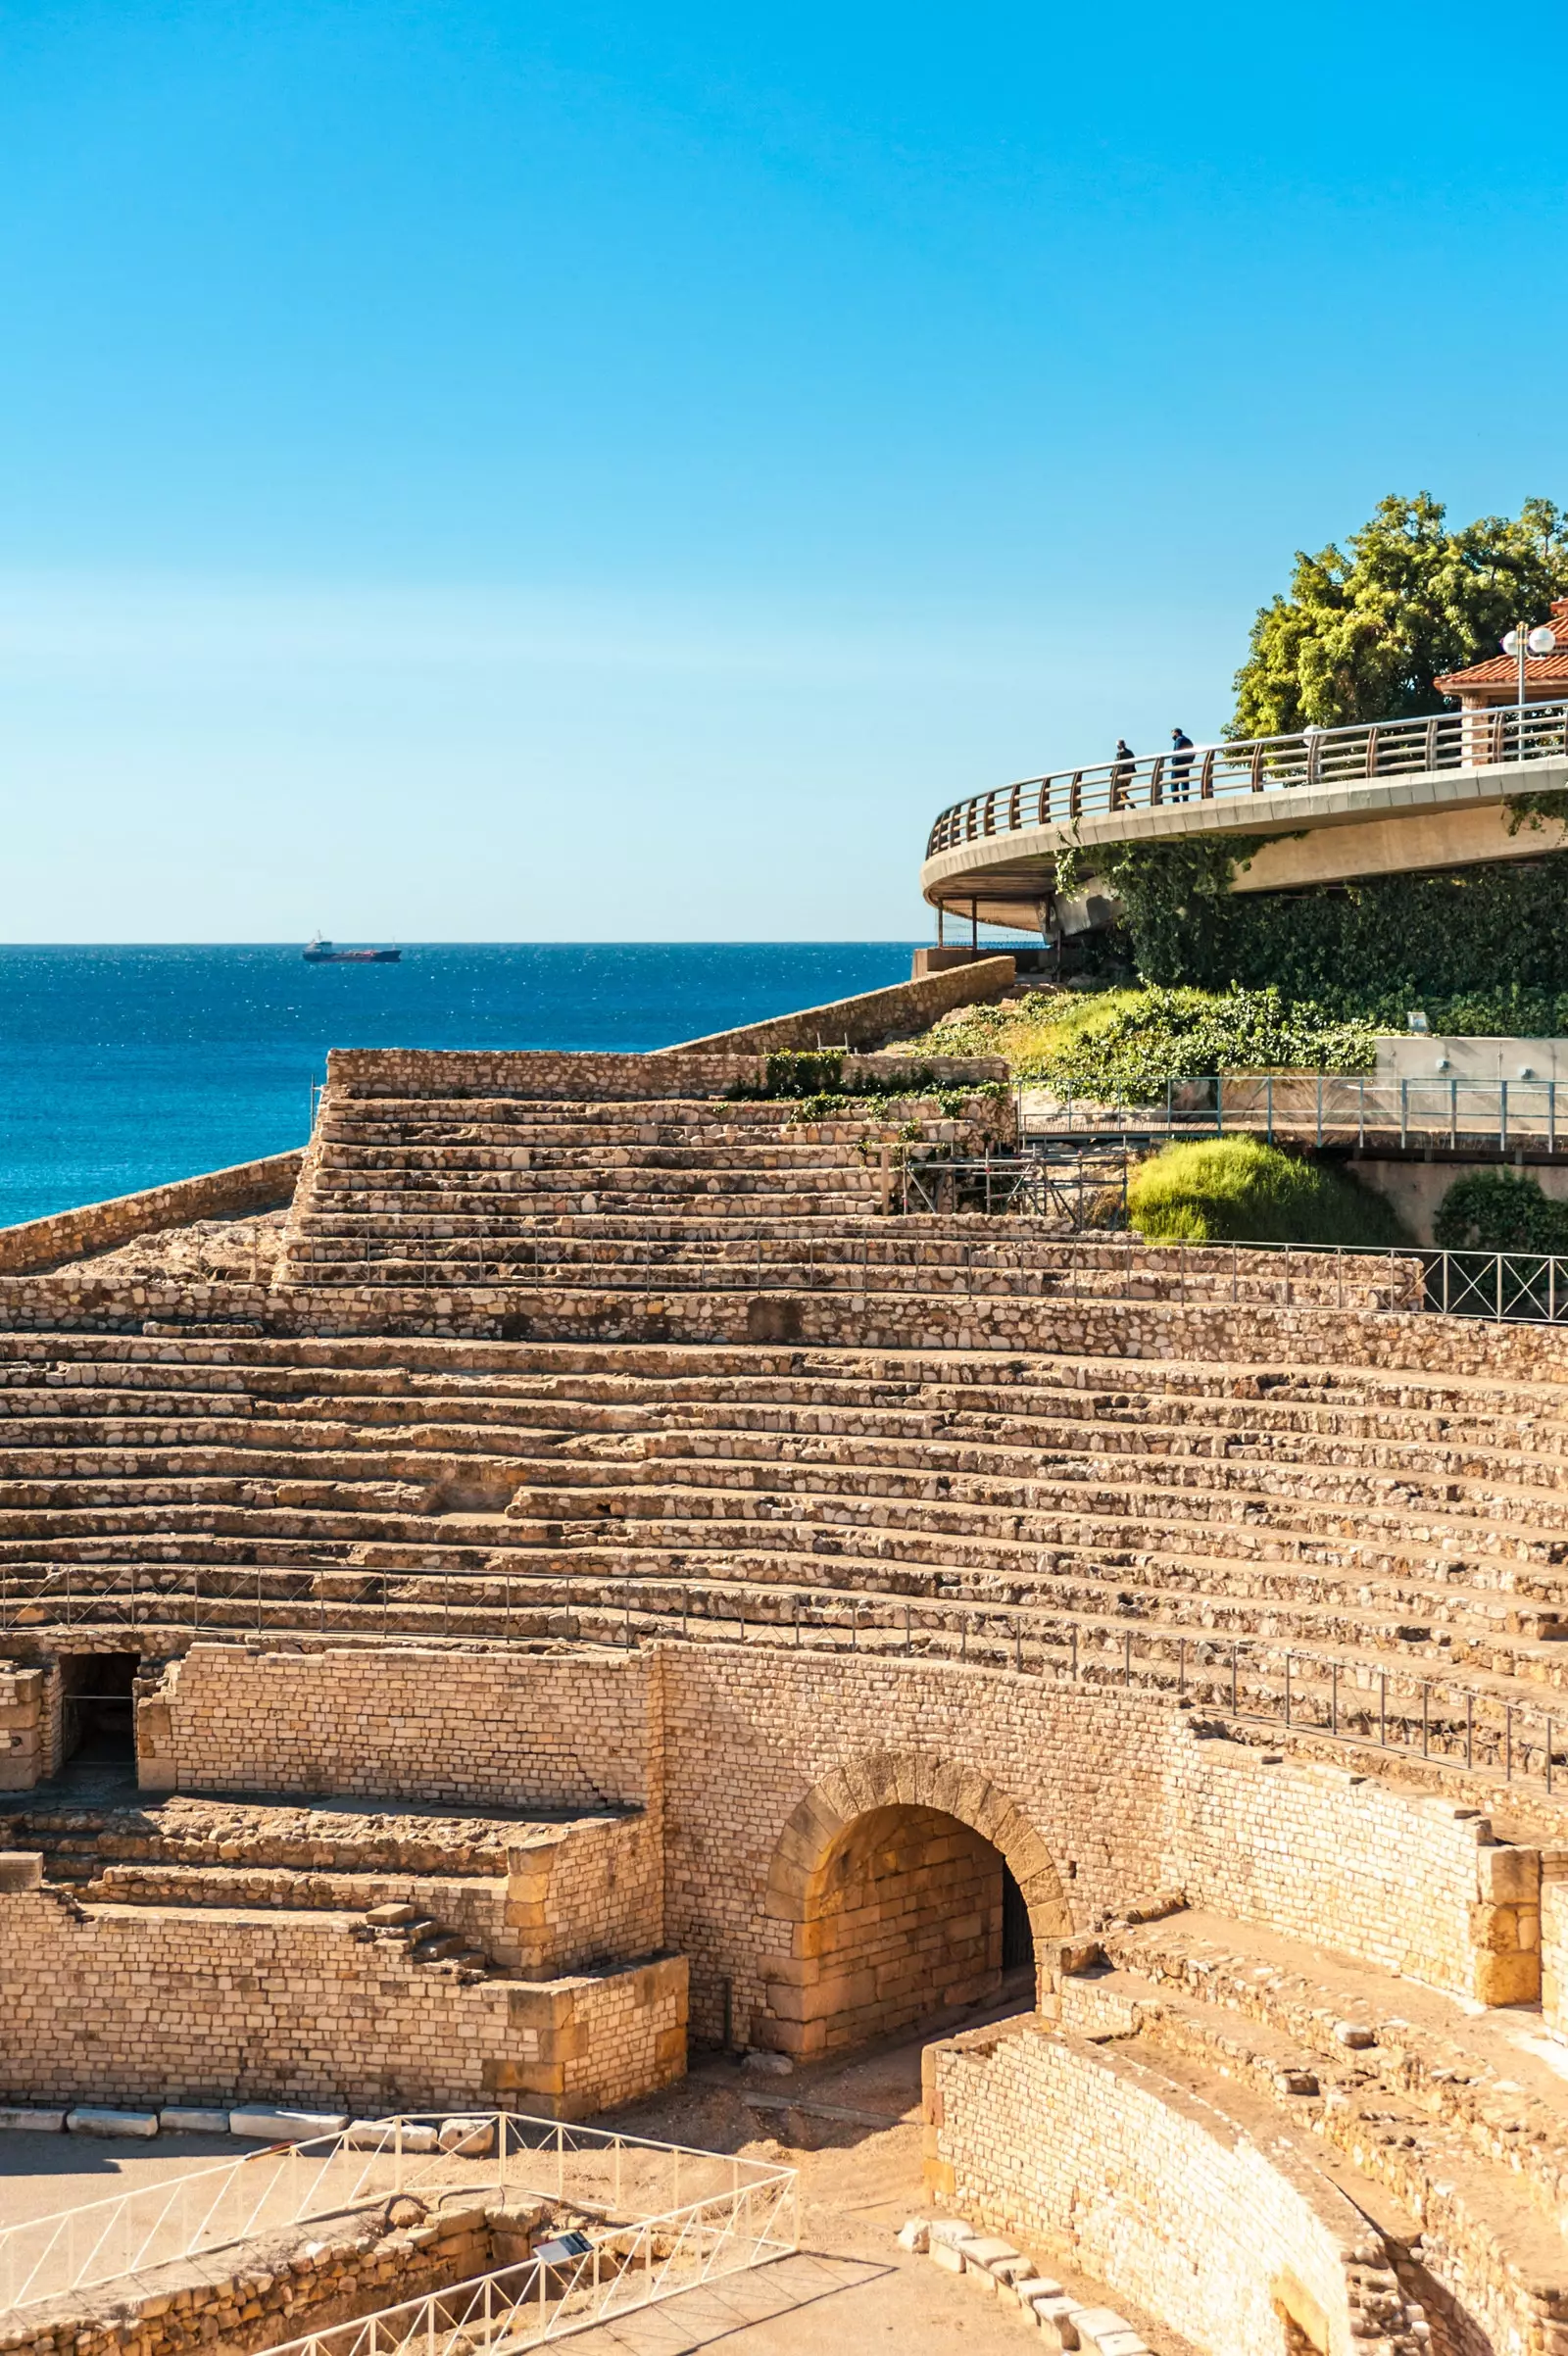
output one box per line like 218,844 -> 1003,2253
933,1899 -> 1568,2356
6,1339 -> 1568,1770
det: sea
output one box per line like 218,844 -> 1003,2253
0,943 -> 921,1228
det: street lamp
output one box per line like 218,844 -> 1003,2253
1501,618 -> 1558,747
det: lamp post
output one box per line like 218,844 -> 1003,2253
1501,618 -> 1558,751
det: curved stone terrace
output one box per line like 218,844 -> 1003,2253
920,695 -> 1568,932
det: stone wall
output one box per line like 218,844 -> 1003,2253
322,1048 -> 1006,1101
1164,1741 -> 1537,2004
925,2016 -> 1422,2356
0,1153 -> 302,1275
137,1647 -> 653,1812
127,1644 -> 1551,2049
0,1663 -> 45,1792
655,957 -> 1017,1055
507,1812 -> 663,1974
0,1864 -> 686,2119
0,1273 -> 269,1333
1539,1865 -> 1568,2034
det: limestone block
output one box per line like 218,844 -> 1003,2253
68,2108 -> 159,2138
895,2219 -> 929,2252
1478,1844 -> 1541,1902
1032,2300 -> 1081,2351
162,2108 -> 232,2135
229,2109 -> 350,2141
1473,1948 -> 1541,2006
929,2241 -> 966,2274
439,2117 -> 495,2155
965,2237 -> 1021,2274
1073,2313 -> 1141,2354
0,2108 -> 64,2132
0,1852 -> 43,1892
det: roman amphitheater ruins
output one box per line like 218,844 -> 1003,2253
11,765 -> 1568,2354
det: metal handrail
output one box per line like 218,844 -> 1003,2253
257,2175 -> 798,2356
6,1574 -> 1561,1806
925,697 -> 1568,856
1038,1072 -> 1568,1156
0,2110 -> 795,2320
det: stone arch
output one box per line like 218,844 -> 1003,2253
759,1750 -> 1072,2056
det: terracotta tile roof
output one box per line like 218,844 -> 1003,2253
1435,599 -> 1568,693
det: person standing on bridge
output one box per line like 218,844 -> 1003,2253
1110,738 -> 1136,809
1170,727 -> 1195,800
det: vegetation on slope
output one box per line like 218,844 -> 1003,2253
1129,1138 -> 1406,1248
903,985 -> 1377,1103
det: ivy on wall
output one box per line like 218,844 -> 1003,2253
1065,834 -> 1568,1014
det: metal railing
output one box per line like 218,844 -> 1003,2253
0,2111 -> 795,2321
897,1150 -> 1130,1224
926,695 -> 1568,855
10,1575 -> 1564,1812
258,2172 -> 797,2356
1038,1072 -> 1568,1154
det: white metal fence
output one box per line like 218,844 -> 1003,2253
0,2113 -> 795,2322
926,695 -> 1568,852
258,2171 -> 798,2356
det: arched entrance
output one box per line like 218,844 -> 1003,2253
760,1752 -> 1070,2058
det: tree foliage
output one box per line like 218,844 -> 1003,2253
1230,493 -> 1568,738
1433,1170 -> 1568,1253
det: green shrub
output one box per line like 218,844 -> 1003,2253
1128,1138 -> 1406,1247
1433,1170 -> 1568,1252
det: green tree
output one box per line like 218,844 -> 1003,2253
1230,493 -> 1568,738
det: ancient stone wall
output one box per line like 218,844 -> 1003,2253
260,1280 -> 1568,1375
926,2016 -> 1421,2356
0,1663 -> 46,1792
655,957 -> 1016,1055
1539,1866 -> 1568,2034
507,1813 -> 663,1975
137,1647 -> 653,1812
0,1273 -> 269,1333
0,1153 -> 302,1275
1163,1742 -> 1533,2003
0,1868 -> 686,2119
322,1049 -> 1005,1101
127,1644 -> 1544,2051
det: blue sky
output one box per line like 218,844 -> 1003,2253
1,0 -> 1563,940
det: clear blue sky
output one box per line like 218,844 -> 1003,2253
1,0 -> 1563,941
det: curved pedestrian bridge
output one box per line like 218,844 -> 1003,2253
921,696 -> 1568,929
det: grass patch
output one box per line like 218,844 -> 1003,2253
1128,1138 -> 1406,1247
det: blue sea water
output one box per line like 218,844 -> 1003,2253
0,944 -> 921,1228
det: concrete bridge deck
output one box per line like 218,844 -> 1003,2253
920,699 -> 1568,929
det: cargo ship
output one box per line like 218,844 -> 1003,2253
303,934 -> 402,964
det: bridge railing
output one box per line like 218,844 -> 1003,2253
925,696 -> 1568,857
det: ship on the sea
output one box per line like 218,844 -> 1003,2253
302,934 -> 402,964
